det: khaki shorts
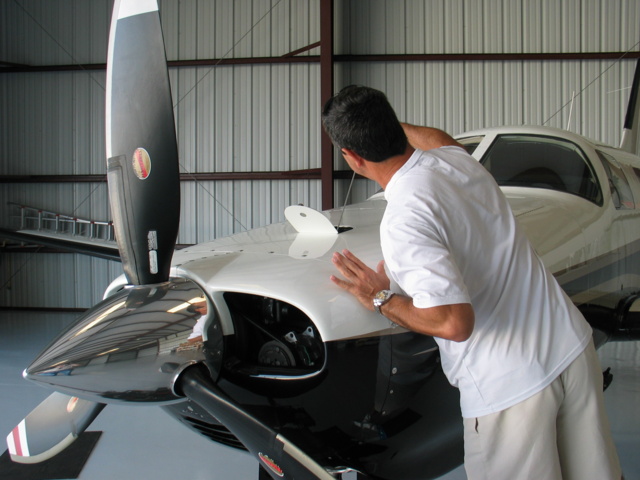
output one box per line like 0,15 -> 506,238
463,341 -> 621,480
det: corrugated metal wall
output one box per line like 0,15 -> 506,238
1,253 -> 122,308
336,0 -> 638,55
335,0 -> 639,137
1,0 -> 639,308
338,60 -> 637,140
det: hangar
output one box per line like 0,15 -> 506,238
1,1 -> 639,479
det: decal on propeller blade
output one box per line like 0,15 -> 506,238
258,453 -> 284,477
7,421 -> 28,457
132,147 -> 151,180
66,397 -> 79,413
148,230 -> 159,274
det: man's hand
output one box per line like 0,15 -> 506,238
330,249 -> 390,311
331,249 -> 474,341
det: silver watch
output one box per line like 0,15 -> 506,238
373,290 -> 395,315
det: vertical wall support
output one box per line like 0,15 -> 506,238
320,0 -> 334,210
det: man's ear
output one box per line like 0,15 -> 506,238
341,148 -> 366,168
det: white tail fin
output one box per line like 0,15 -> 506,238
620,60 -> 640,154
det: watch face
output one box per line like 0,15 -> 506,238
374,290 -> 392,314
374,290 -> 392,306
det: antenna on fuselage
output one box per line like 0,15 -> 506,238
620,59 -> 640,155
336,171 -> 356,232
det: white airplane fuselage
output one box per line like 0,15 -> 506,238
101,125 -> 640,345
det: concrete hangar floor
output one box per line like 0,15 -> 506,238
1,311 -> 638,480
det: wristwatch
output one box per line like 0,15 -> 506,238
373,290 -> 395,315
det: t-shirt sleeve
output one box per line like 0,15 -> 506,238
382,219 -> 471,309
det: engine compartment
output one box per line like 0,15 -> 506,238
219,292 -> 325,381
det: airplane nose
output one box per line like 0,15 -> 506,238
25,278 -> 222,405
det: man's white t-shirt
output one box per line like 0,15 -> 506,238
381,146 -> 592,418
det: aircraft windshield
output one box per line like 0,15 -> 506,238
479,134 -> 603,205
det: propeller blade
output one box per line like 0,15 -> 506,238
620,59 -> 640,154
6,392 -> 105,464
106,0 -> 180,285
179,366 -> 335,480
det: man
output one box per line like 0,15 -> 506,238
322,85 -> 621,479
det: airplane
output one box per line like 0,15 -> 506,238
4,0 -> 640,479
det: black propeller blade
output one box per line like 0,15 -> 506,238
620,59 -> 640,154
106,0 -> 181,285
179,366 -> 336,480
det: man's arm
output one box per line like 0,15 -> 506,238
330,249 -> 474,342
378,295 -> 474,342
401,123 -> 462,151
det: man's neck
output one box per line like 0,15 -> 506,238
373,146 -> 415,189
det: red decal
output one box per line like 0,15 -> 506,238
259,452 -> 284,477
12,427 -> 23,457
132,148 -> 151,180
67,396 -> 79,413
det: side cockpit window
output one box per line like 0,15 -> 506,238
598,151 -> 635,209
480,135 -> 602,205
457,136 -> 484,155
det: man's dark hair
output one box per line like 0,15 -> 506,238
322,85 -> 407,163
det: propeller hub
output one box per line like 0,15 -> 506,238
25,278 -> 222,404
